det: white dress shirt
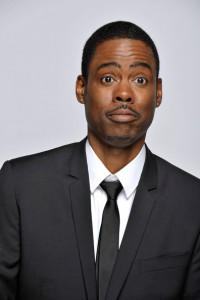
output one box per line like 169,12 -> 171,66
85,140 -> 146,258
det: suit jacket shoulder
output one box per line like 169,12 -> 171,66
155,153 -> 200,182
154,152 -> 200,198
9,140 -> 80,171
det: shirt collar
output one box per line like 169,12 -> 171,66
86,140 -> 110,193
86,140 -> 146,197
115,146 -> 146,197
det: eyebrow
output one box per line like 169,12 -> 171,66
96,62 -> 121,71
96,61 -> 152,72
130,62 -> 152,71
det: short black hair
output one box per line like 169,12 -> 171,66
81,21 -> 160,82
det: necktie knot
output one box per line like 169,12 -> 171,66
100,180 -> 123,200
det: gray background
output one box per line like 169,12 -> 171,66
0,0 -> 199,177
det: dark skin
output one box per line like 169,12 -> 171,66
76,38 -> 162,173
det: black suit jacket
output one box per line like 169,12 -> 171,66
0,138 -> 200,300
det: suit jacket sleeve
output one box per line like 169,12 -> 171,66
182,232 -> 200,299
0,161 -> 20,300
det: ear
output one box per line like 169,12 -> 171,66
155,78 -> 162,108
76,75 -> 86,104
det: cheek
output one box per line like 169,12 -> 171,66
143,102 -> 156,121
90,81 -> 113,101
142,87 -> 157,106
85,89 -> 111,119
84,100 -> 103,127
136,92 -> 156,121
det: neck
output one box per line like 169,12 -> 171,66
88,134 -> 145,174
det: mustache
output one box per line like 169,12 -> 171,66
105,104 -> 141,118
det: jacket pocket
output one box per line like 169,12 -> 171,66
141,252 -> 190,273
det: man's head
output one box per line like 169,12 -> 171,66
81,21 -> 160,83
76,21 -> 162,150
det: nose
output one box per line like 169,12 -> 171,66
113,80 -> 134,103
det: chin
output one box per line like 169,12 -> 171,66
104,135 -> 138,148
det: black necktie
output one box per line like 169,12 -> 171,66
96,180 -> 123,300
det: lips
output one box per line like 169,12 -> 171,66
107,109 -> 139,123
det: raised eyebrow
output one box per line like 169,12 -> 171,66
130,62 -> 152,71
96,62 -> 121,71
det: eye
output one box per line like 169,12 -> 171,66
135,77 -> 147,85
102,76 -> 114,83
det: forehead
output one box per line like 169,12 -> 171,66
89,38 -> 156,73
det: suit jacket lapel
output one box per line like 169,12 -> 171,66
69,138 -> 97,300
106,147 -> 158,300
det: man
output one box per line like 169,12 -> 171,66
0,21 -> 200,300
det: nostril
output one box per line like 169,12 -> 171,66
115,96 -> 132,102
116,97 -> 122,101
